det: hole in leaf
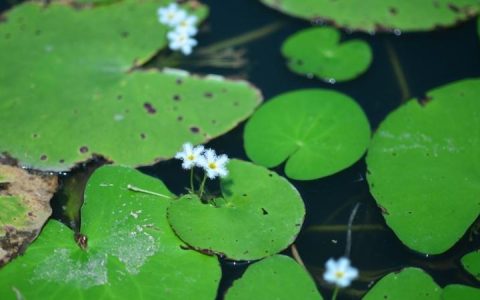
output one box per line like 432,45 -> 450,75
143,102 -> 156,114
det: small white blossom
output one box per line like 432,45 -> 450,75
158,3 -> 187,27
323,257 -> 358,288
175,15 -> 198,36
175,143 -> 204,169
199,149 -> 229,179
167,30 -> 198,55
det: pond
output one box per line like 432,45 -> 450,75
1,0 -> 480,299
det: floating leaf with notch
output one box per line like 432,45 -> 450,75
366,79 -> 480,255
167,159 -> 305,260
281,27 -> 372,82
0,0 -> 262,172
244,89 -> 371,180
0,164 -> 57,266
461,250 -> 480,280
225,255 -> 323,300
363,268 -> 441,300
0,166 -> 221,299
259,0 -> 479,33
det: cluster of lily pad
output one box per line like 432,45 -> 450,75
158,3 -> 199,55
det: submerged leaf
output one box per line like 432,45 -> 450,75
461,250 -> 480,280
282,27 -> 372,82
225,255 -> 323,300
244,89 -> 371,180
0,166 -> 221,299
367,79 -> 480,254
167,159 -> 305,260
0,1 -> 261,171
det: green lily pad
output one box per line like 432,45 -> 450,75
0,164 -> 57,266
225,255 -> 323,300
243,89 -> 371,180
281,27 -> 372,82
259,0 -> 479,33
167,159 -> 305,260
0,1 -> 262,172
443,284 -> 480,299
363,268 -> 441,300
461,250 -> 480,280
0,165 -> 221,299
366,79 -> 480,254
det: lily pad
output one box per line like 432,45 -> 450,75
461,250 -> 480,280
363,268 -> 441,300
281,27 -> 372,82
167,159 -> 305,260
0,165 -> 221,299
366,79 -> 480,254
259,0 -> 479,33
0,164 -> 57,266
225,255 -> 323,300
443,284 -> 480,299
0,1 -> 262,172
243,89 -> 371,180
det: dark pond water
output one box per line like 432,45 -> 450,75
2,0 -> 480,299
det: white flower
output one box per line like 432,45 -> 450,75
157,3 -> 187,27
175,143 -> 204,170
175,15 -> 198,36
323,257 -> 358,288
199,149 -> 229,179
167,29 -> 198,55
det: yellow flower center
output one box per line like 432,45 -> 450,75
208,162 -> 217,170
335,271 -> 345,279
187,154 -> 194,161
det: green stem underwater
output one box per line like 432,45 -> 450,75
127,184 -> 172,199
190,168 -> 194,193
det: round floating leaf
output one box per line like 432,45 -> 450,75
443,284 -> 480,299
225,255 -> 322,300
363,268 -> 441,300
260,0 -> 479,33
281,27 -> 372,82
366,79 -> 480,254
244,89 -> 371,180
0,1 -> 261,171
167,159 -> 305,260
0,166 -> 221,299
0,164 -> 57,266
461,250 -> 480,280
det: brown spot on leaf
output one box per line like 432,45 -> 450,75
173,94 -> 181,101
176,78 -> 183,85
204,92 -> 213,98
80,146 -> 89,153
190,127 -> 200,133
177,116 -> 183,121
59,159 -> 65,163
140,133 -> 146,139
117,95 -> 123,100
40,155 -> 47,161
143,102 -> 156,114
389,7 -> 398,15
379,205 -> 390,215
121,31 -> 129,38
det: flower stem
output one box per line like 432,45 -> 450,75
198,174 -> 207,199
127,184 -> 172,199
331,286 -> 340,300
190,168 -> 194,192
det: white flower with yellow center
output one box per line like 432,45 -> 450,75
175,143 -> 204,170
323,257 -> 358,288
175,15 -> 198,36
167,29 -> 198,55
199,149 -> 229,179
157,3 -> 187,27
